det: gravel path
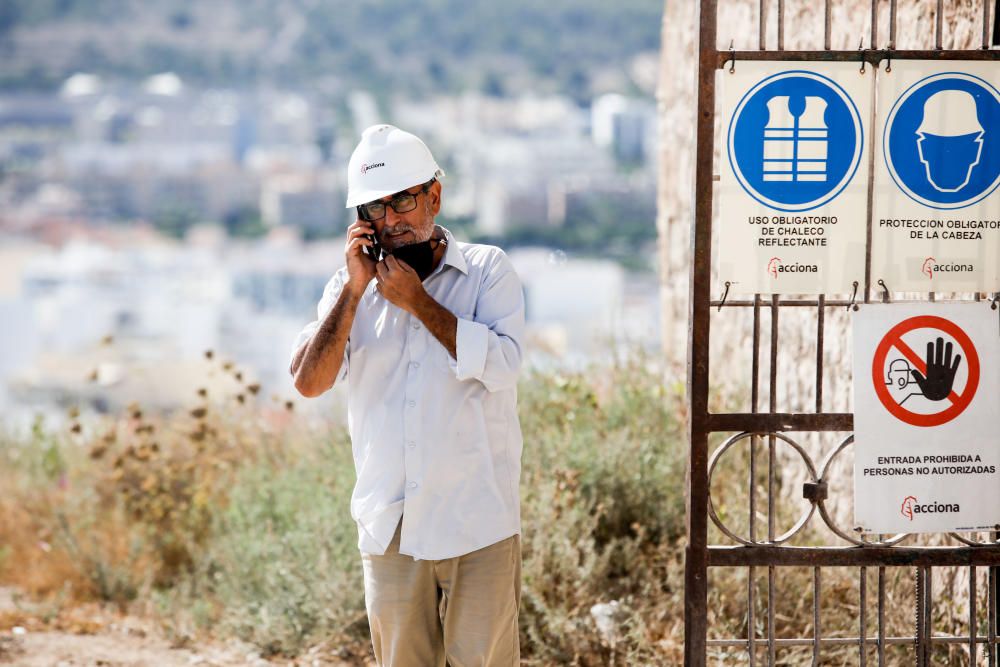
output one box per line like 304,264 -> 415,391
0,587 -> 362,667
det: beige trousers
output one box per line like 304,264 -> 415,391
360,522 -> 521,667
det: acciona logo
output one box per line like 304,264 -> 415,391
766,257 -> 819,279
360,162 -> 385,175
921,256 -> 973,280
900,495 -> 960,521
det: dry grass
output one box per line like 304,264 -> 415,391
0,349 -> 994,664
0,353 -> 693,663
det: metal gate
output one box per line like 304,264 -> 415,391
685,1 -> 1000,664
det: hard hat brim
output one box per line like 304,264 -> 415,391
344,168 -> 445,208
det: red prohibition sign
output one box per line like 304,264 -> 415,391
871,315 -> 980,427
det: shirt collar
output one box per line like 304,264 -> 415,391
437,226 -> 469,276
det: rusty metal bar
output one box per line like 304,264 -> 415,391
812,567 -> 821,664
990,566 -> 997,666
684,0 -> 717,663
707,634 -> 1000,648
749,294 -> 761,666
870,0 -> 877,49
759,0 -> 767,50
777,0 -> 784,50
984,0 -> 992,48
711,296 -> 984,308
709,547 -> 1000,567
714,298 -> 855,307
824,0 -> 832,50
924,567 -> 934,667
767,563 -> 775,664
936,0 -> 944,50
815,296 -> 825,412
767,296 -> 778,666
971,566 -> 978,665
860,566 -> 868,666
708,412 -> 853,432
768,301 -> 778,466
713,49 -> 1000,66
752,295 -> 761,412
748,564 -> 757,665
878,567 -> 886,666
915,568 -> 925,666
923,566 -> 933,666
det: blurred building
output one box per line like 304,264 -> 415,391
260,173 -> 340,232
591,93 -> 656,165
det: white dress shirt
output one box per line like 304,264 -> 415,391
291,228 -> 525,560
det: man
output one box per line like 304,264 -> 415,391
289,124 -> 525,666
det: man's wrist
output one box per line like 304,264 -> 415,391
409,290 -> 437,319
346,276 -> 369,300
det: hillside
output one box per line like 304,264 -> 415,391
0,0 -> 663,100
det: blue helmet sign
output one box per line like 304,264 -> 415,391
883,73 -> 1000,210
872,61 -> 1000,292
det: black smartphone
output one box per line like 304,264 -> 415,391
356,206 -> 384,261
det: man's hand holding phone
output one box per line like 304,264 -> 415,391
345,219 -> 379,297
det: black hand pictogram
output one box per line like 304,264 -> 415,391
909,337 -> 961,401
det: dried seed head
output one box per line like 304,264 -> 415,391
204,350 -> 214,360
247,383 -> 260,395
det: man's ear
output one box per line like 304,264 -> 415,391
427,180 -> 442,216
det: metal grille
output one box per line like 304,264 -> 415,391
685,1 -> 1000,665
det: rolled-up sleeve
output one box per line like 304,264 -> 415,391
289,269 -> 351,382
451,252 -> 525,391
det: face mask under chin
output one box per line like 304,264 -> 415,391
389,238 -> 440,281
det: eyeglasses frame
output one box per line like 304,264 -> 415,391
356,178 -> 437,222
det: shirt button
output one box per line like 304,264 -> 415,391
408,400 -> 416,407
408,481 -> 418,489
410,361 -> 420,369
407,441 -> 416,449
412,322 -> 421,329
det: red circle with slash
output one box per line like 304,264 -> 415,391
871,315 -> 980,427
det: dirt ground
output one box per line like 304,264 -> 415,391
0,587 -> 364,667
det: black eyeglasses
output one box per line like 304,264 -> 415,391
356,179 -> 436,222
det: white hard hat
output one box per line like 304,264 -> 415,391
345,124 -> 445,207
916,90 -> 984,137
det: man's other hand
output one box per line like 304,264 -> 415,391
375,255 -> 427,314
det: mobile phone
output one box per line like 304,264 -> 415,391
356,206 -> 384,261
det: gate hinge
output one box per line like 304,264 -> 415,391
802,480 -> 828,502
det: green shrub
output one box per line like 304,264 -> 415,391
202,434 -> 367,658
